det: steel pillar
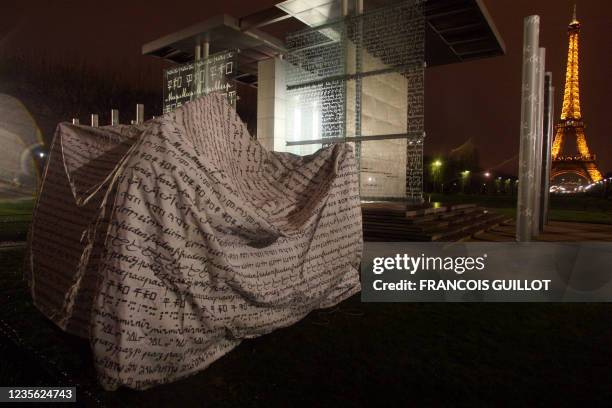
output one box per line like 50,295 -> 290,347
532,47 -> 545,237
540,72 -> 554,231
516,15 -> 540,242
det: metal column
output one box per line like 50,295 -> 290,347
531,47 -> 546,237
516,15 -> 540,242
540,72 -> 554,231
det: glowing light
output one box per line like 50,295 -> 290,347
588,168 -> 603,182
575,127 -> 591,158
551,127 -> 563,159
0,94 -> 44,193
554,9 -> 584,158
560,15 -> 582,121
484,172 -> 491,178
551,8 -> 604,184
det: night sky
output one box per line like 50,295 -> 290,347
1,0 -> 610,174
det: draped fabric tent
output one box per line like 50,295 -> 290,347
27,93 -> 362,390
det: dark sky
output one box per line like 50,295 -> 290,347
1,0 -> 611,174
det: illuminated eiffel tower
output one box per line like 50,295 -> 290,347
550,5 -> 603,183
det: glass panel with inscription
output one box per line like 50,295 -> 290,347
282,1 -> 425,201
163,50 -> 239,113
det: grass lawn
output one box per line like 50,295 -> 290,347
0,197 -> 35,214
430,193 -> 612,225
0,198 -> 34,241
1,247 -> 612,406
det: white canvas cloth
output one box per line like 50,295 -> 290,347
26,93 -> 362,390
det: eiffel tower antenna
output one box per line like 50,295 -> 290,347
572,4 -> 578,23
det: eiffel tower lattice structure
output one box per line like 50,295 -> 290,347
550,5 -> 603,184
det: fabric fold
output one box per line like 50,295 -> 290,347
27,93 -> 362,390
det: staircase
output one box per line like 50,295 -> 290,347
362,202 -> 511,242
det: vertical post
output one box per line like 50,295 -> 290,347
136,104 -> 144,124
202,41 -> 210,59
202,40 -> 210,95
195,44 -> 202,95
404,4 -> 426,203
90,114 -> 99,127
354,0 -> 363,180
516,15 -> 540,242
540,72 -> 554,231
111,109 -> 119,126
340,0 -> 349,156
532,47 -> 545,237
72,118 -> 80,125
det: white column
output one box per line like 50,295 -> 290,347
111,109 -> 119,126
136,104 -> 144,124
90,114 -> 99,127
202,41 -> 210,59
257,57 -> 286,152
203,40 -> 210,94
516,15 -> 540,242
341,0 -> 349,16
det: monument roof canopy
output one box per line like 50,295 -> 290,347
142,0 -> 505,85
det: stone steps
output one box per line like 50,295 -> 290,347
362,202 -> 511,242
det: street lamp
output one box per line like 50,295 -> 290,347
482,171 -> 491,194
431,159 -> 443,192
461,170 -> 470,193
